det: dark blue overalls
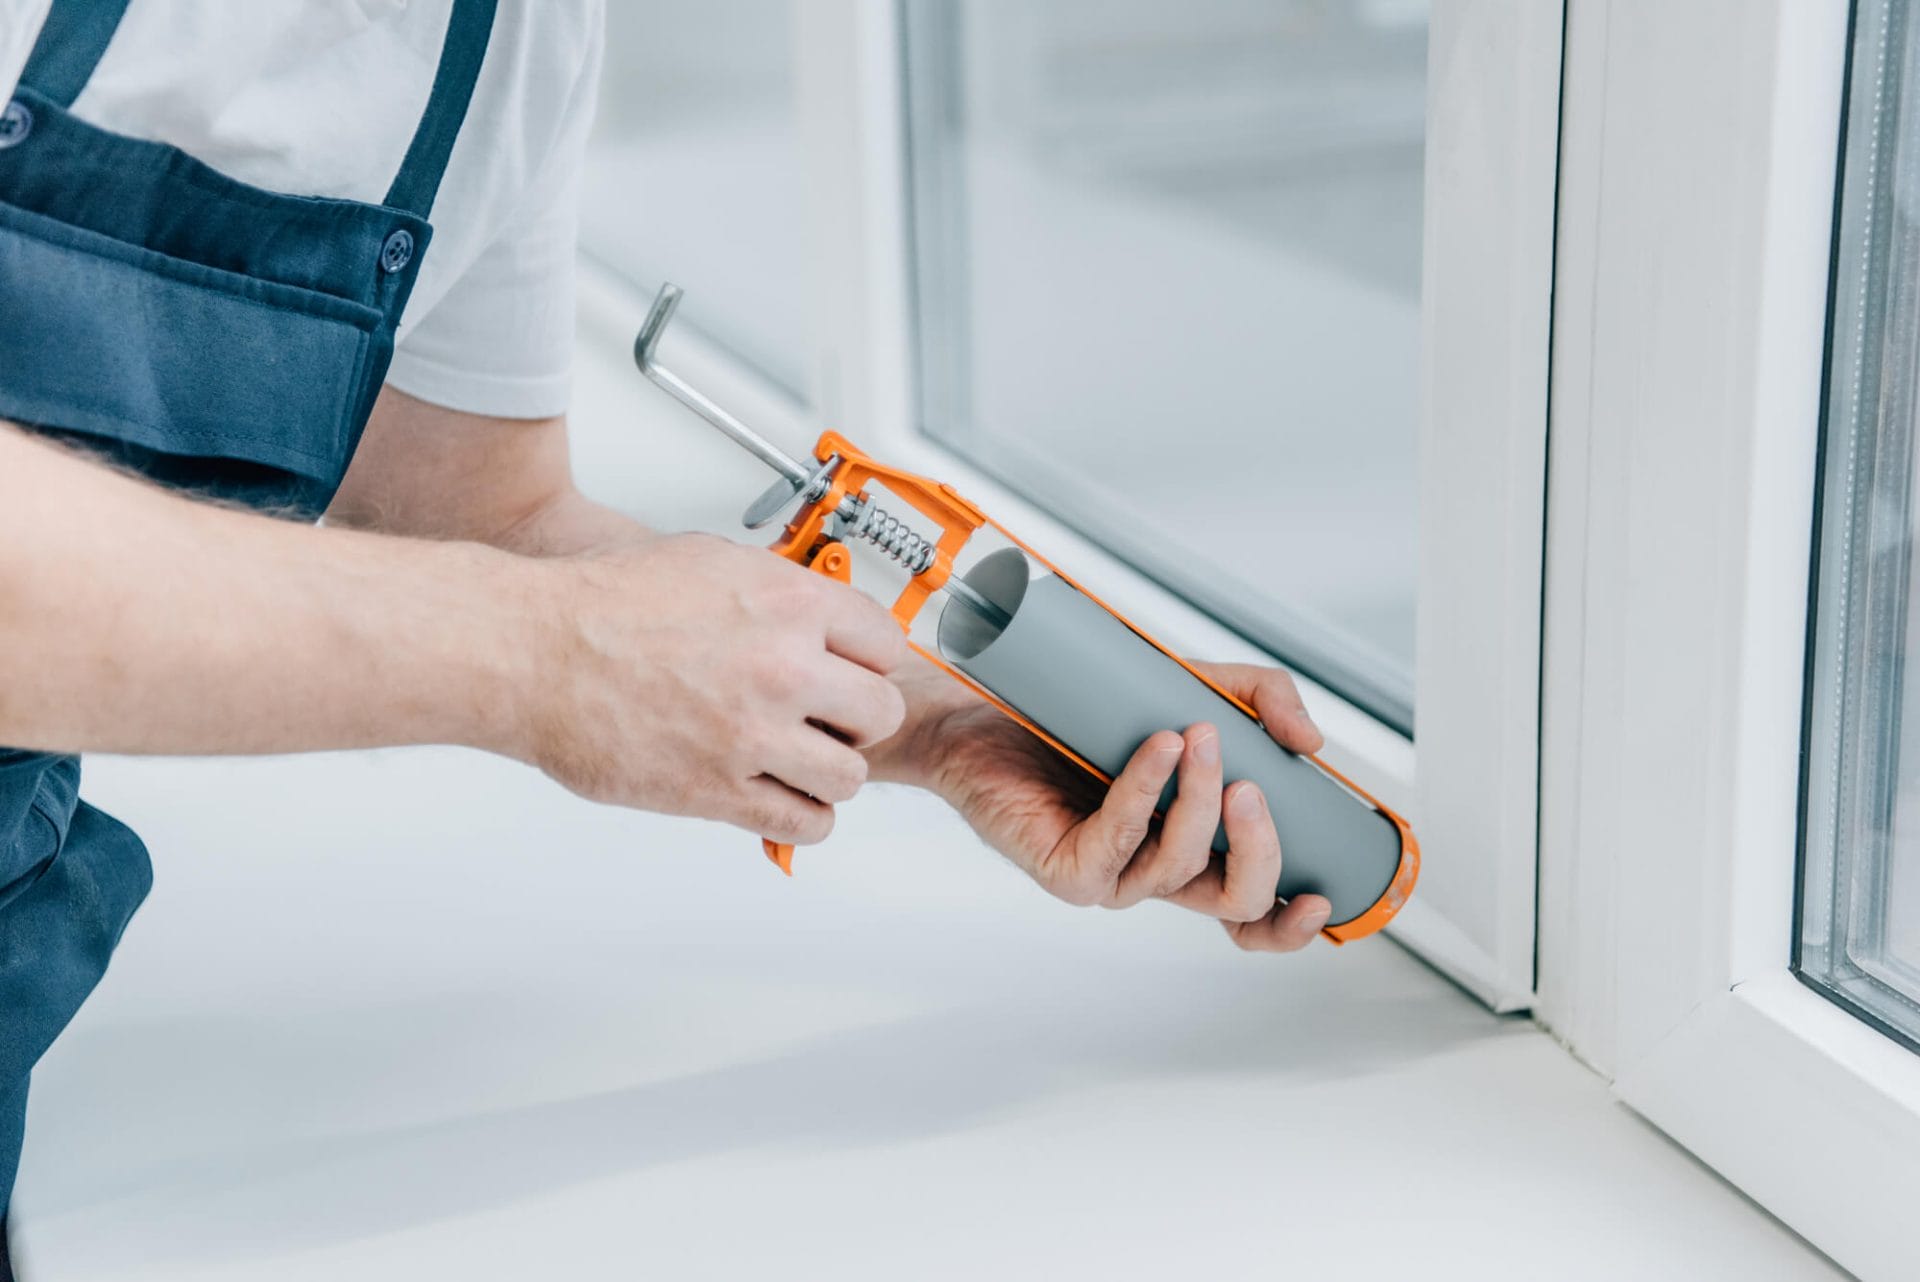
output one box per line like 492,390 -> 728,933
0,0 -> 497,1243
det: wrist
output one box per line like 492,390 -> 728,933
458,503 -> 658,758
865,656 -> 977,789
443,540 -> 565,762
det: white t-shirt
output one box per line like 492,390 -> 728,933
0,0 -> 603,419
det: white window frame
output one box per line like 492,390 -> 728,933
1538,2 -> 1920,1277
583,0 -> 1559,1009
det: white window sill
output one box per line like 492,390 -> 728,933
16,743 -> 1836,1280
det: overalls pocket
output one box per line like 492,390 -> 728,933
0,199 -> 382,493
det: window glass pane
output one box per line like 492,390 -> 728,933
1801,0 -> 1920,1052
902,0 -> 1427,730
581,1 -> 810,398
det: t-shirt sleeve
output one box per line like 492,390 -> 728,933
384,15 -> 603,421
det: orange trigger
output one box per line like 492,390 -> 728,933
757,542 -> 852,880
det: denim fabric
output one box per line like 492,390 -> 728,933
0,0 -> 496,1225
0,757 -> 151,1218
0,83 -> 430,514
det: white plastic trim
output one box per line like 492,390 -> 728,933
1539,1 -> 1920,1273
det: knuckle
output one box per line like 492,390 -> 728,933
726,721 -> 771,773
739,798 -> 784,838
1259,673 -> 1309,720
822,752 -> 868,803
1109,817 -> 1151,855
1058,879 -> 1102,909
875,680 -> 908,739
1165,849 -> 1209,893
847,679 -> 905,745
1282,682 -> 1313,719
1222,893 -> 1273,924
811,570 -> 868,610
869,617 -> 911,672
758,578 -> 824,623
754,651 -> 807,697
790,584 -> 838,625
1126,776 -> 1166,811
743,795 -> 825,845
794,804 -> 836,846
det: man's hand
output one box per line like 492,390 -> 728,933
515,533 -> 907,845
874,660 -> 1335,952
330,391 -> 914,843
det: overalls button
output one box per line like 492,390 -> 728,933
0,101 -> 33,149
379,229 -> 414,274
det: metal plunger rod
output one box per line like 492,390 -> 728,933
634,283 -> 1011,632
635,284 -> 813,486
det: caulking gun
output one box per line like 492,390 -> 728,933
634,284 -> 1418,944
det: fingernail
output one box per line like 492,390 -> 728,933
1230,783 -> 1263,818
1192,728 -> 1219,766
1306,909 -> 1332,934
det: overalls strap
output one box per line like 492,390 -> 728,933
18,0 -> 132,107
18,0 -> 498,218
384,0 -> 500,217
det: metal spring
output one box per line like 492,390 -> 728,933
845,498 -> 936,574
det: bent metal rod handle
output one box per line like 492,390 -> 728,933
633,283 -> 1009,632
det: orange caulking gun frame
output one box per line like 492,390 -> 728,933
633,283 -> 1419,945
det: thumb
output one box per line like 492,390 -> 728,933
1188,660 -> 1324,755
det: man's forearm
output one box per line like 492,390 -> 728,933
0,424 -> 540,758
